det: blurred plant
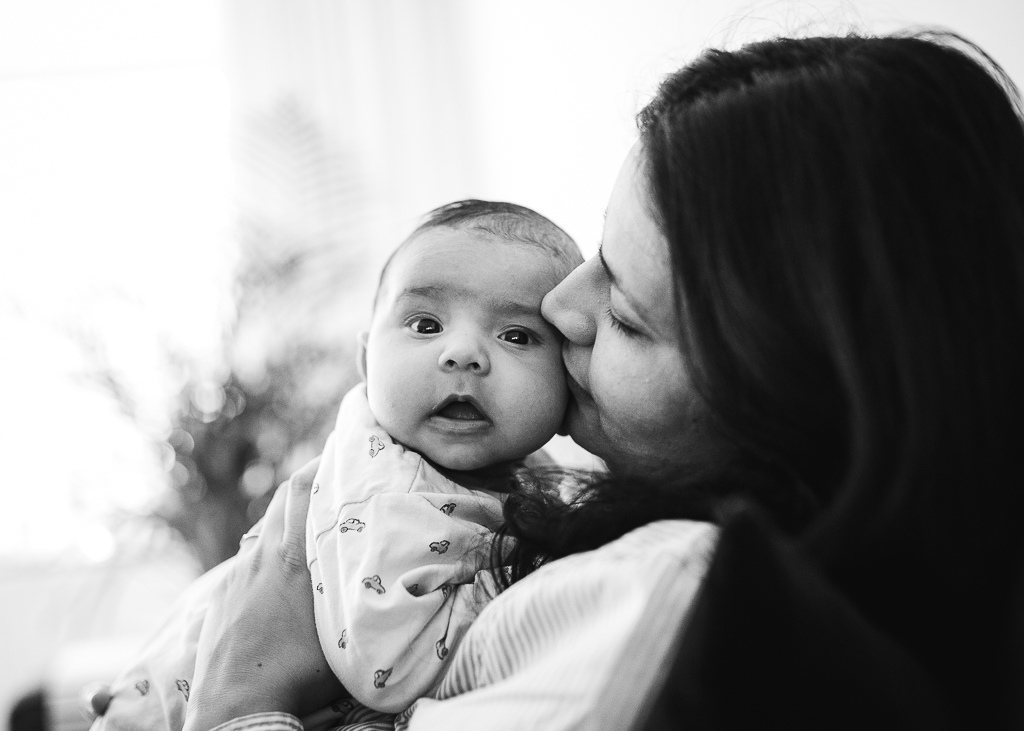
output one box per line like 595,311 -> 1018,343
158,345 -> 357,572
153,95 -> 374,571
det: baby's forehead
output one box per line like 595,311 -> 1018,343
376,226 -> 573,304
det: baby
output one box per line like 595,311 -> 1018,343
89,200 -> 582,730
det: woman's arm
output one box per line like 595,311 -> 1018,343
183,458 -> 343,731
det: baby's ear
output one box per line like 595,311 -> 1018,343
356,331 -> 369,381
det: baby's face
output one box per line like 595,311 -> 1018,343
363,227 -> 570,471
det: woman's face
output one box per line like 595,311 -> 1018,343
542,144 -> 725,474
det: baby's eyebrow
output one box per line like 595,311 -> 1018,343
397,285 -> 445,300
489,298 -> 542,318
397,286 -> 541,318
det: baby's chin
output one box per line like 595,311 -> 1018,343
422,448 -> 503,473
398,425 -> 561,473
420,437 -> 554,475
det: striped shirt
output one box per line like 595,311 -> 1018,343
210,520 -> 717,731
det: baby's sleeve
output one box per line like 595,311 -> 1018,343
88,557 -> 237,731
305,385 -> 507,714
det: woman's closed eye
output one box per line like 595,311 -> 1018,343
605,307 -> 640,337
409,317 -> 442,334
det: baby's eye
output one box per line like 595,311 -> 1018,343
500,329 -> 531,345
410,318 -> 442,334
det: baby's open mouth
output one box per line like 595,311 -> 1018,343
433,396 -> 487,421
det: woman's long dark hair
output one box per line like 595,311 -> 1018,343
496,31 -> 1024,719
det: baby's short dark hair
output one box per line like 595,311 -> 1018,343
409,199 -> 580,268
374,199 -> 582,307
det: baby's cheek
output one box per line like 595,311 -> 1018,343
514,362 -> 570,444
366,367 -> 414,439
545,352 -> 571,412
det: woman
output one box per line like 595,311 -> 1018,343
183,31 -> 1024,730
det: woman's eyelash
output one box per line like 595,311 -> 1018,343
605,307 -> 638,336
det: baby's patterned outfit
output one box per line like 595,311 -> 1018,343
89,383 -> 508,731
306,383 -> 507,712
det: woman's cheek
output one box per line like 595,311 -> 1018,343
588,341 -> 640,438
590,338 -> 690,456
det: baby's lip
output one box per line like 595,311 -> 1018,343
431,394 -> 489,421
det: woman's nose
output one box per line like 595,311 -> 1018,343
541,258 -> 597,346
438,334 -> 491,374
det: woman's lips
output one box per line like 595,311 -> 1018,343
559,370 -> 590,437
565,371 -> 592,403
561,344 -> 592,404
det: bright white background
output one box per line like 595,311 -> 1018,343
1,0 -> 1021,723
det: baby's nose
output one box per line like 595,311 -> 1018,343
438,336 -> 490,374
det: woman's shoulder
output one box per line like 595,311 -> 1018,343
532,518 -> 719,582
503,519 -> 719,617
594,518 -> 718,563
404,520 -> 720,729
486,519 -> 718,624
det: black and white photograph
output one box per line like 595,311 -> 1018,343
2,1 -> 1023,729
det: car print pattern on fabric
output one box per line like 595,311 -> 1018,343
362,575 -> 385,594
368,435 -> 385,457
339,518 -> 365,533
97,385 -> 513,730
373,667 -> 393,688
330,701 -> 354,713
